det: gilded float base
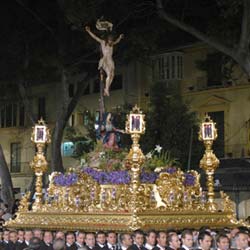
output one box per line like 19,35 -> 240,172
6,210 -> 244,231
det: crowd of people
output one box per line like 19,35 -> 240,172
0,227 -> 249,250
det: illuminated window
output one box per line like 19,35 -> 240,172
61,142 -> 75,157
153,52 -> 183,81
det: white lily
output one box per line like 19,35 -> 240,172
146,152 -> 152,159
155,145 -> 162,153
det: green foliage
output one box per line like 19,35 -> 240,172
142,82 -> 203,170
144,146 -> 180,171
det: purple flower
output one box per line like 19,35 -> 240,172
140,170 -> 158,183
165,167 -> 177,174
54,173 -> 78,186
82,168 -> 130,184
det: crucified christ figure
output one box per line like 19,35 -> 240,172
85,26 -> 123,96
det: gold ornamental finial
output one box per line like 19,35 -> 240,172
30,118 -> 51,211
199,114 -> 219,212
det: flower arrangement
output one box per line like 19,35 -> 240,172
52,145 -> 197,187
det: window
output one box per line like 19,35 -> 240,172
208,111 -> 224,158
38,97 -> 46,120
0,103 -> 19,128
110,75 -> 123,91
207,53 -> 222,87
10,143 -> 21,173
153,52 -> 183,81
19,106 -> 25,127
61,142 -> 74,157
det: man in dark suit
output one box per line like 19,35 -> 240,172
40,231 -> 53,250
179,230 -> 193,250
85,233 -> 96,250
166,233 -> 180,250
17,231 -> 24,245
234,232 -> 249,250
216,234 -> 230,250
76,232 -> 86,249
196,232 -> 212,250
8,231 -> 18,250
94,232 -> 108,250
145,230 -> 156,250
152,231 -> 167,250
118,233 -> 132,250
1,230 -> 10,250
106,232 -> 117,250
66,232 -> 77,250
127,230 -> 147,250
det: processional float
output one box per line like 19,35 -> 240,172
5,19 -> 248,231
5,108 -> 247,231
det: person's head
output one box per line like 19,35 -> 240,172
9,231 -> 17,243
76,232 -> 86,245
168,233 -> 180,250
133,230 -> 144,247
235,232 -> 249,250
43,231 -> 53,244
66,232 -> 75,245
85,233 -> 95,247
24,230 -> 33,242
216,234 -> 230,250
33,229 -> 43,240
3,230 -> 9,241
120,233 -> 132,248
29,237 -> 41,250
53,239 -> 66,250
105,34 -> 114,45
198,232 -> 212,250
146,230 -> 156,246
106,231 -> 117,245
96,231 -> 106,245
18,230 -> 25,241
156,231 -> 167,248
55,231 -> 65,241
181,230 -> 193,248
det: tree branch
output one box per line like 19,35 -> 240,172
15,0 -> 57,41
239,0 -> 250,51
156,0 -> 235,58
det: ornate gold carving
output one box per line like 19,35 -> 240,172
30,119 -> 51,211
5,109 -> 249,231
199,114 -> 219,212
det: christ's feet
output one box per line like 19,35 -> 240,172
104,88 -> 110,96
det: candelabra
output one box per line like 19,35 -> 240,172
30,118 -> 51,211
199,114 -> 219,212
125,105 -> 145,229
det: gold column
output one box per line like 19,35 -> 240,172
199,114 -> 219,212
30,119 -> 51,211
126,105 -> 145,229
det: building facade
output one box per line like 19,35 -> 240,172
1,42 -> 250,219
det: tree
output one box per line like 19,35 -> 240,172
156,0 -> 250,77
142,82 -> 202,169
